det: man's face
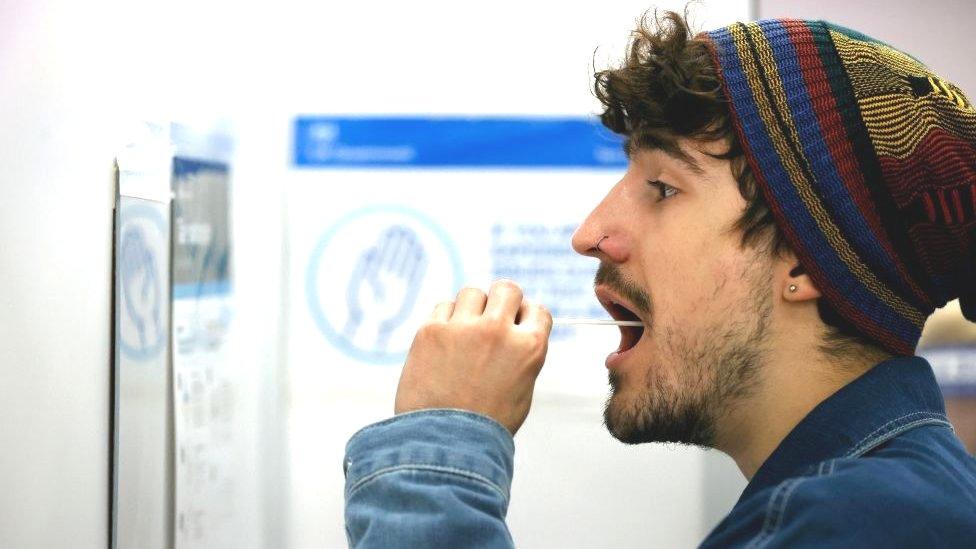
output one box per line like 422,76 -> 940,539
571,139 -> 774,448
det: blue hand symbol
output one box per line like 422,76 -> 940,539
343,225 -> 428,351
120,224 -> 161,352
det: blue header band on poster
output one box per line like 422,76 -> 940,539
293,116 -> 628,168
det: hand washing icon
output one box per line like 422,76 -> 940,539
121,225 -> 162,351
118,204 -> 167,360
343,225 -> 428,351
305,205 -> 462,365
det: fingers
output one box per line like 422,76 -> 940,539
484,279 -> 523,323
517,300 -> 553,335
431,301 -> 454,322
448,282 -> 548,332
452,287 -> 488,320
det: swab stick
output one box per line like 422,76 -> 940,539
552,318 -> 643,327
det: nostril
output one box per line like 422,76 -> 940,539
595,235 -> 609,253
571,227 -> 598,256
590,234 -> 628,263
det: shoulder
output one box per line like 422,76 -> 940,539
787,454 -> 976,534
705,443 -> 976,548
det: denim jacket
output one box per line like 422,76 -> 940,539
343,357 -> 976,547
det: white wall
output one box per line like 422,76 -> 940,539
1,2 -> 115,545
0,1 -> 286,547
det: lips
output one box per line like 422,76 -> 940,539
595,286 -> 647,360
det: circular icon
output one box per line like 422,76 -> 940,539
119,203 -> 167,360
306,205 -> 463,364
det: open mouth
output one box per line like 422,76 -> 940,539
605,299 -> 645,354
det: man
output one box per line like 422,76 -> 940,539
343,12 -> 976,547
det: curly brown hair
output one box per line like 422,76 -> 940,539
594,9 -> 788,255
593,9 -> 889,361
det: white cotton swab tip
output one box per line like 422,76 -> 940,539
552,318 -> 643,327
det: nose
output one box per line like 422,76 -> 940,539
571,182 -> 630,263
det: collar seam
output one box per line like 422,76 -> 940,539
844,411 -> 952,458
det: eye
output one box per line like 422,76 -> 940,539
646,180 -> 679,202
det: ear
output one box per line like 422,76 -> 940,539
777,251 -> 822,302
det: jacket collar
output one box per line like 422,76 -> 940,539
739,356 -> 950,501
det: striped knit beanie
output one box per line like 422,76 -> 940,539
701,20 -> 976,356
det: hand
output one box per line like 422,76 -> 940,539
394,280 -> 553,435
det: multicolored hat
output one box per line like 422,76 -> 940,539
701,20 -> 976,355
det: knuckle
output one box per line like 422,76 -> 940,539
492,278 -> 522,294
458,286 -> 486,300
418,320 -> 447,339
519,330 -> 548,361
414,324 -> 434,342
529,329 -> 548,350
531,304 -> 553,332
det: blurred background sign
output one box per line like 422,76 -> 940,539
918,300 -> 976,454
170,150 -> 236,549
112,123 -> 173,549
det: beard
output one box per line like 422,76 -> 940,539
599,258 -> 772,449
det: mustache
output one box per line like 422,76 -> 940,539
594,263 -> 652,317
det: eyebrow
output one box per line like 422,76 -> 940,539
623,137 -> 706,176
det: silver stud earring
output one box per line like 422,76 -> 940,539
789,284 -> 798,293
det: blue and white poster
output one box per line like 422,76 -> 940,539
289,117 -> 627,389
